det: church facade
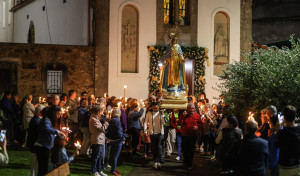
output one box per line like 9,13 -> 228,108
0,0 -> 252,102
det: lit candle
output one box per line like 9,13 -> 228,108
78,97 -> 81,101
117,102 -> 121,108
74,141 -> 81,149
124,85 -> 127,98
248,112 -> 254,121
39,97 -> 42,102
104,93 -> 107,98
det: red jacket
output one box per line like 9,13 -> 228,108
179,112 -> 203,136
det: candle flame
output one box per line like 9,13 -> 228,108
248,112 -> 254,121
74,141 -> 81,149
124,85 -> 127,89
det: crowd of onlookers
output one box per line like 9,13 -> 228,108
0,89 -> 299,176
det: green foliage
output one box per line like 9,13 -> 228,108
148,45 -> 208,97
219,37 -> 300,121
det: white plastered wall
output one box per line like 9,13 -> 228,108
0,0 -> 13,42
13,0 -> 88,45
108,0 -> 156,100
197,0 -> 240,103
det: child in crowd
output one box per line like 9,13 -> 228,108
49,135 -> 79,171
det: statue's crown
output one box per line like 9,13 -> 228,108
167,25 -> 182,39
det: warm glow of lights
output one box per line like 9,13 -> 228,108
248,112 -> 254,121
74,141 -> 81,149
124,85 -> 127,89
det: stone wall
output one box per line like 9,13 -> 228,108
93,0 -> 110,97
240,0 -> 252,61
0,43 -> 95,101
252,0 -> 300,44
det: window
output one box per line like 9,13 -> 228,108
47,70 -> 63,94
179,0 -> 189,25
27,21 -> 35,43
164,0 -> 174,24
164,0 -> 190,25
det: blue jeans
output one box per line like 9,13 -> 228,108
176,133 -> 182,157
91,144 -> 104,173
110,139 -> 123,173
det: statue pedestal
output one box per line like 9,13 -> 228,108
160,98 -> 188,109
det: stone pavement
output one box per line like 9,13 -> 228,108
128,152 -> 219,176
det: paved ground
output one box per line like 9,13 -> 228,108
128,152 -> 219,176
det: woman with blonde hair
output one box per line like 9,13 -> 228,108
106,108 -> 126,176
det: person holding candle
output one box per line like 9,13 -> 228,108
144,102 -> 165,170
46,95 -> 61,129
89,106 -> 109,176
50,135 -> 79,171
106,107 -> 127,176
23,94 -> 36,148
257,109 -> 270,140
128,103 -> 144,155
66,90 -> 79,148
114,100 -> 127,134
35,108 -> 65,176
78,98 -> 91,156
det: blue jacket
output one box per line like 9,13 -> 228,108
78,107 -> 90,128
128,108 -> 144,130
268,133 -> 279,170
106,118 -> 123,141
27,115 -> 42,153
237,134 -> 269,176
36,117 -> 59,149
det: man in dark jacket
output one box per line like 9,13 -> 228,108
78,98 -> 91,155
276,105 -> 300,175
237,120 -> 269,176
27,104 -> 45,176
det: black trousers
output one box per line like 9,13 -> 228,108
150,134 -> 163,162
182,136 -> 197,167
130,127 -> 140,153
36,146 -> 51,176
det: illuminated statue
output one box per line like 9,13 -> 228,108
159,26 -> 187,95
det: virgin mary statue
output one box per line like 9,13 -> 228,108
159,28 -> 187,95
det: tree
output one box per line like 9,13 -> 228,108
218,37 -> 300,122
